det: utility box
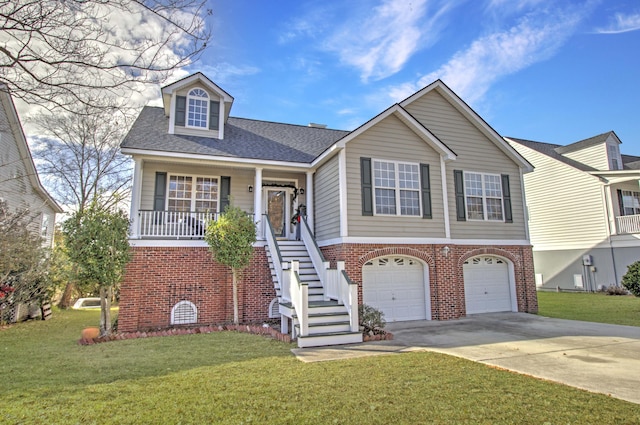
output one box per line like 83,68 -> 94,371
582,255 -> 593,266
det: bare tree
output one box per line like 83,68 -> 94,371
30,106 -> 133,214
0,0 -> 211,111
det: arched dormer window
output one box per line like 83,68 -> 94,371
187,88 -> 209,129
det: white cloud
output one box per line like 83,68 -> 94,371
596,12 -> 640,34
322,0 -> 456,82
383,6 -> 588,105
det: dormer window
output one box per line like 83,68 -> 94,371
607,144 -> 622,170
187,88 -> 209,129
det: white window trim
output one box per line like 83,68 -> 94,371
607,143 -> 622,171
621,190 -> 640,216
186,87 -> 209,130
166,173 -> 221,213
463,171 -> 505,222
372,158 -> 422,217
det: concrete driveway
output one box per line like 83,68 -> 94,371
292,313 -> 640,404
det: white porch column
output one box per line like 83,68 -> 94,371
129,157 -> 143,238
254,167 -> 263,238
306,171 -> 314,230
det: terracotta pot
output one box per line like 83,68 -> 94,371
81,327 -> 100,340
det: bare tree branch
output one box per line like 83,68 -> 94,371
0,0 -> 211,111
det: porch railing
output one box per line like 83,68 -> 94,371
616,214 -> 640,235
137,210 -> 217,239
300,215 -> 330,300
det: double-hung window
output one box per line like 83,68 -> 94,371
621,190 -> 640,215
464,172 -> 504,221
187,88 -> 209,129
168,175 -> 219,213
373,160 -> 421,216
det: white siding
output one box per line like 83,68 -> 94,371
563,143 -> 608,171
0,102 -> 57,246
509,142 -> 609,249
314,154 -> 340,240
345,114 -> 446,238
405,90 -> 527,240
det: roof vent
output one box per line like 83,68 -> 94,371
308,123 -> 327,129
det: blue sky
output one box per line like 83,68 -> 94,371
186,0 -> 640,155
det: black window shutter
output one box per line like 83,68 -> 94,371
617,189 -> 625,216
175,96 -> 186,127
420,164 -> 432,219
209,101 -> 220,130
220,176 -> 231,213
501,174 -> 513,223
154,172 -> 167,211
360,158 -> 373,216
454,170 -> 466,221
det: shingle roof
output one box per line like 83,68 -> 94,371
622,154 -> 640,170
121,106 -> 349,163
507,137 -> 598,172
554,131 -> 615,154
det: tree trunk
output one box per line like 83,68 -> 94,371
232,268 -> 239,325
58,281 -> 77,308
99,286 -> 112,336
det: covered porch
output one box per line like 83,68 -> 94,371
128,156 -> 316,241
595,170 -> 640,236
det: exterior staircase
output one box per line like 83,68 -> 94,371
265,239 -> 362,348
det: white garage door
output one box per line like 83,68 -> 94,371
463,256 -> 512,314
362,256 -> 429,322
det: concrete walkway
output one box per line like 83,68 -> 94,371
292,313 -> 640,404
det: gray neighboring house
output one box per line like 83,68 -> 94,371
0,87 -> 62,246
507,132 -> 640,291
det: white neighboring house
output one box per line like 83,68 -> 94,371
507,132 -> 640,291
0,87 -> 62,245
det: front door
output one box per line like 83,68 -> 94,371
265,189 -> 288,238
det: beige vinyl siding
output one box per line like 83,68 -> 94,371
563,143 -> 608,171
405,90 -> 527,240
314,154 -> 340,240
139,162 -> 255,213
0,108 -> 57,246
510,143 -> 608,248
345,114 -> 446,238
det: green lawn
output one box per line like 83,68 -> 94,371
537,291 -> 640,327
1,309 -> 639,424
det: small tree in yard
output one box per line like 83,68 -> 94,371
62,203 -> 131,336
204,205 -> 256,325
621,261 -> 640,297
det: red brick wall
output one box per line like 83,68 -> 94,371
118,246 -> 275,332
320,243 -> 537,320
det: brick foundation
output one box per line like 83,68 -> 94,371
118,246 -> 275,332
320,243 -> 537,320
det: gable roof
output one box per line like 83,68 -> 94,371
121,106 -> 349,164
505,137 -> 598,172
161,72 -> 234,102
0,87 -> 63,213
555,131 -> 620,155
400,80 -> 533,172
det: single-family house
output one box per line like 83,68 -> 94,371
0,87 -> 63,322
119,72 -> 538,347
0,87 -> 62,247
507,132 -> 640,291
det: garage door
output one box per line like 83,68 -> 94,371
362,256 -> 429,322
463,256 -> 512,314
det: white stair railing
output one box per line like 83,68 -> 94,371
264,214 -> 285,289
300,215 -> 332,299
338,262 -> 359,332
285,261 -> 308,337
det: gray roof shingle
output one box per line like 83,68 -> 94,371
507,137 -> 598,172
121,106 -> 349,163
554,131 -> 615,155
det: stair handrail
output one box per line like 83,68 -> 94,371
263,214 -> 285,288
299,215 -> 331,298
339,264 -> 360,332
285,261 -> 308,337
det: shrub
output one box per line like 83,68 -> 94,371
621,261 -> 640,297
604,285 -> 629,296
359,304 -> 386,335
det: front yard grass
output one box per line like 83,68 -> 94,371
1,308 -> 639,424
537,291 -> 640,327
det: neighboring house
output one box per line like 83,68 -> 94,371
119,72 -> 538,347
507,132 -> 640,291
0,87 -> 62,247
0,87 -> 63,322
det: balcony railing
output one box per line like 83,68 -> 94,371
137,210 -> 218,239
616,214 -> 640,235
